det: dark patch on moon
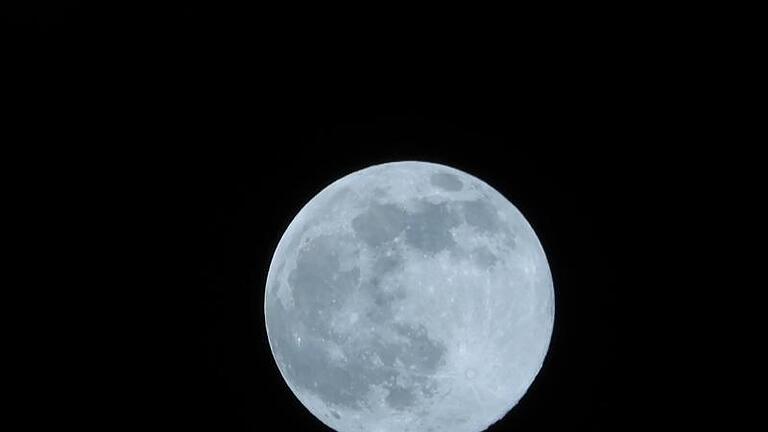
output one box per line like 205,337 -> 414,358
391,323 -> 447,372
404,201 -> 460,253
462,199 -> 502,232
352,203 -> 407,247
365,282 -> 406,324
430,172 -> 463,191
371,286 -> 406,309
371,252 -> 402,284
268,233 -> 447,411
365,253 -> 406,322
386,385 -> 417,410
288,235 -> 360,330
471,245 -> 499,268
462,199 -> 518,247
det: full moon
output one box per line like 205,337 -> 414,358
265,161 -> 554,432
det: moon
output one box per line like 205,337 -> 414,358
265,161 -> 554,432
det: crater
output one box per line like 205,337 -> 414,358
430,172 -> 463,191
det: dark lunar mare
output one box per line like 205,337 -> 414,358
267,227 -> 448,412
429,172 -> 464,191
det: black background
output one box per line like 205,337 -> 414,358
15,2 -> 675,431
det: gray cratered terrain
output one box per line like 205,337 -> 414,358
265,161 -> 554,432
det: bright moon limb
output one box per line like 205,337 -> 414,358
265,161 -> 554,432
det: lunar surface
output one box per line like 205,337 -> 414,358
265,161 -> 554,432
